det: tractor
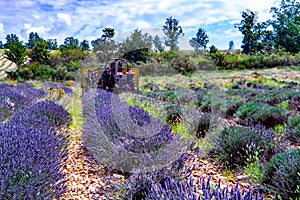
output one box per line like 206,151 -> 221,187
81,58 -> 139,93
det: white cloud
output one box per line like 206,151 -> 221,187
0,23 -> 4,33
32,14 -> 40,19
23,23 -> 50,36
0,0 -> 283,49
57,13 -> 72,26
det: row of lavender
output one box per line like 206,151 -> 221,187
0,82 -> 72,199
82,89 -> 263,199
135,79 -> 300,199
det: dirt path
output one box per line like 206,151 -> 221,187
60,127 -> 266,199
61,128 -> 125,200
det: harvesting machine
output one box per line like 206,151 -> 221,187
81,58 -> 139,93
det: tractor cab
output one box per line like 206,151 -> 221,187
81,58 -> 139,93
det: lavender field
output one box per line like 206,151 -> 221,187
0,65 -> 299,200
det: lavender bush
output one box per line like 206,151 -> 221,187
262,149 -> 300,199
287,115 -> 300,144
213,125 -> 283,168
0,119 -> 68,199
82,89 -> 195,173
146,176 -> 264,200
10,100 -> 72,131
236,102 -> 288,128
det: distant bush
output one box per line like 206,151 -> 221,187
211,52 -> 300,70
195,113 -> 211,138
236,102 -> 288,128
170,54 -> 196,75
262,149 -> 300,199
289,93 -> 300,111
251,90 -> 295,106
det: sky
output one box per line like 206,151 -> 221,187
0,0 -> 285,50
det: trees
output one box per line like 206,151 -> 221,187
0,41 -> 3,49
60,37 -> 79,49
80,40 -> 90,51
91,28 -> 117,63
235,9 -> 271,54
29,40 -> 50,65
269,0 -> 300,53
235,10 -> 258,54
101,28 -> 115,41
189,28 -> 209,51
47,39 -> 58,50
27,32 -> 43,49
4,34 -> 27,67
119,29 -> 153,63
228,41 -> 234,50
162,17 -> 183,51
153,35 -> 164,52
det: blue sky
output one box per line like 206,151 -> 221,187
0,0 -> 284,50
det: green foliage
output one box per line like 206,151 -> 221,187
244,151 -> 264,183
58,48 -> 85,67
209,45 -> 218,53
211,51 -> 300,70
46,39 -> 58,50
237,102 -> 288,128
150,50 -> 178,63
252,90 -> 294,106
27,32 -> 43,49
210,51 -> 225,68
80,40 -> 89,51
170,54 -> 196,74
29,40 -> 50,65
262,149 -> 300,199
189,28 -> 209,51
235,9 -> 272,54
287,115 -> 300,143
270,0 -> 300,53
123,48 -> 150,64
162,16 -> 183,51
119,29 -> 152,63
214,125 -> 279,169
4,35 -> 28,67
153,35 -> 164,52
6,62 -> 56,81
101,28 -> 115,41
60,36 -> 80,50
236,102 -> 264,119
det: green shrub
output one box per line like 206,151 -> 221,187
236,102 -> 265,119
251,90 -> 294,106
162,103 -> 181,125
214,125 -> 281,169
158,91 -> 178,102
195,113 -> 211,138
287,116 -> 300,143
262,149 -> 300,199
237,102 -> 288,128
170,54 -> 196,74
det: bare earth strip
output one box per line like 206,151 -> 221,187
61,128 -> 125,200
61,126 -> 268,199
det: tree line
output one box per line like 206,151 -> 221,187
0,0 -> 299,81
